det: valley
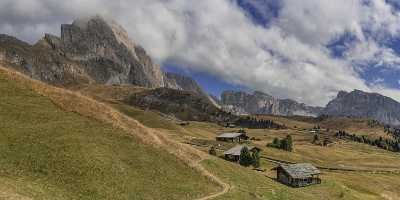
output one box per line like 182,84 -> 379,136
74,75 -> 400,200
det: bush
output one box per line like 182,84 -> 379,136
209,146 -> 217,156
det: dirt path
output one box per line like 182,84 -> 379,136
194,161 -> 232,200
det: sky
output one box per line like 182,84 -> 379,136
1,0 -> 400,106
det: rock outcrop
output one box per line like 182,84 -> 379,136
0,15 -> 205,95
220,90 -> 323,117
60,16 -> 165,87
323,90 -> 400,126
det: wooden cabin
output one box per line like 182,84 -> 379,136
224,145 -> 261,162
276,163 -> 321,187
216,132 -> 249,142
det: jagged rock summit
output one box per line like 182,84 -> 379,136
58,15 -> 165,87
0,15 -> 203,94
220,90 -> 323,117
323,89 -> 400,126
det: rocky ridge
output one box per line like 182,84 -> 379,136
220,90 -> 323,117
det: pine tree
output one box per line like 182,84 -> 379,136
252,151 -> 261,168
286,135 -> 293,152
239,147 -> 253,167
313,134 -> 320,144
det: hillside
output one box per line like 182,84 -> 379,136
64,80 -> 400,199
124,87 -> 237,123
0,66 -> 220,199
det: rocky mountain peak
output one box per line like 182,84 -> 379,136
220,90 -> 322,117
59,15 -> 166,87
324,89 -> 400,125
336,90 -> 349,98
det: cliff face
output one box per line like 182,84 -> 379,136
0,16 -> 206,95
163,72 -> 204,95
323,90 -> 400,126
220,91 -> 323,117
59,16 -> 165,87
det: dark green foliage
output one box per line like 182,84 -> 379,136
252,151 -> 261,168
284,135 -> 293,152
313,134 -> 320,144
235,117 -> 286,129
267,135 -> 294,152
209,146 -> 217,156
336,130 -> 400,153
239,147 -> 254,167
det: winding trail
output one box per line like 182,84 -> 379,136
194,161 -> 232,200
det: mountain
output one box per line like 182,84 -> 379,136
0,15 -> 202,93
220,90 -> 323,117
323,90 -> 400,126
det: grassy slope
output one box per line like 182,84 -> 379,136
0,70 -> 219,199
108,103 -> 400,199
202,158 -> 400,200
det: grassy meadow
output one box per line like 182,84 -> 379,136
0,69 -> 220,200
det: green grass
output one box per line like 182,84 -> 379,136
0,73 -> 219,199
201,158 -> 400,200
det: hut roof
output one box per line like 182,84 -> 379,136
216,132 -> 244,139
279,163 -> 320,179
224,145 -> 259,156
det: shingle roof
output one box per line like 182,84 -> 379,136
224,145 -> 258,156
216,132 -> 244,139
279,163 -> 320,179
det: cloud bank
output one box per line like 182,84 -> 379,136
1,0 -> 400,106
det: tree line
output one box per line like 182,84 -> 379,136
384,125 -> 400,140
336,130 -> 400,152
235,117 -> 286,129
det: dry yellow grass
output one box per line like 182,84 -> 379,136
0,65 -> 230,199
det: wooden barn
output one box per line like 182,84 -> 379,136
216,132 -> 249,142
224,145 -> 261,162
276,163 -> 321,187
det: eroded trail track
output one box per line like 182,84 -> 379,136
0,65 -> 231,200
195,161 -> 231,200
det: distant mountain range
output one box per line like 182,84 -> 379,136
2,15 -> 400,126
219,91 -> 323,117
217,90 -> 400,126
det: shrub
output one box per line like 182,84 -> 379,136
209,146 -> 217,156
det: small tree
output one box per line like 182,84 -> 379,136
209,146 -> 217,156
252,150 -> 261,168
273,138 -> 281,146
239,147 -> 253,167
312,134 -> 320,144
286,135 -> 293,152
280,138 -> 288,150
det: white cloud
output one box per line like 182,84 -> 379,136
1,0 -> 400,106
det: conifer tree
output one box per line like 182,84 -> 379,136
239,147 -> 253,167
